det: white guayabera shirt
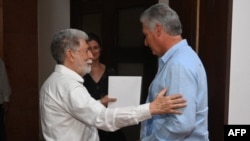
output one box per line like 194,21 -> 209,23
40,65 -> 151,141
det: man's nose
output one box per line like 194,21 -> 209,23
88,51 -> 93,59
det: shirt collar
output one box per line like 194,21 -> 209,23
54,64 -> 84,83
159,39 -> 188,64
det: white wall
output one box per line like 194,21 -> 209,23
38,1 -> 70,140
229,0 -> 250,124
159,0 -> 169,5
38,0 -> 70,87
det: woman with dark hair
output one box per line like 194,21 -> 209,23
83,32 -> 126,141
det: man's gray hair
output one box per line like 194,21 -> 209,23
140,3 -> 182,36
50,28 -> 88,64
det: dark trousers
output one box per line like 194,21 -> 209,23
0,105 -> 6,141
99,129 -> 126,141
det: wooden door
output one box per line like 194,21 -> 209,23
71,0 -> 232,140
169,0 -> 232,141
71,0 -> 158,140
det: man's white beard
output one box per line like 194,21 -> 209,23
83,59 -> 92,75
84,65 -> 91,75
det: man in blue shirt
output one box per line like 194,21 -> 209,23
139,3 -> 209,141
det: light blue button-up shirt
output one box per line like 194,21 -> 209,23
140,39 -> 209,141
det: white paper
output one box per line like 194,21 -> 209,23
108,76 -> 142,108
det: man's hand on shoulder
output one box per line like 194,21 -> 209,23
150,88 -> 187,115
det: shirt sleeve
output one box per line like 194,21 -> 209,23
65,85 -> 152,131
162,63 -> 197,137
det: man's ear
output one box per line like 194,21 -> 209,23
155,24 -> 164,37
65,49 -> 75,62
